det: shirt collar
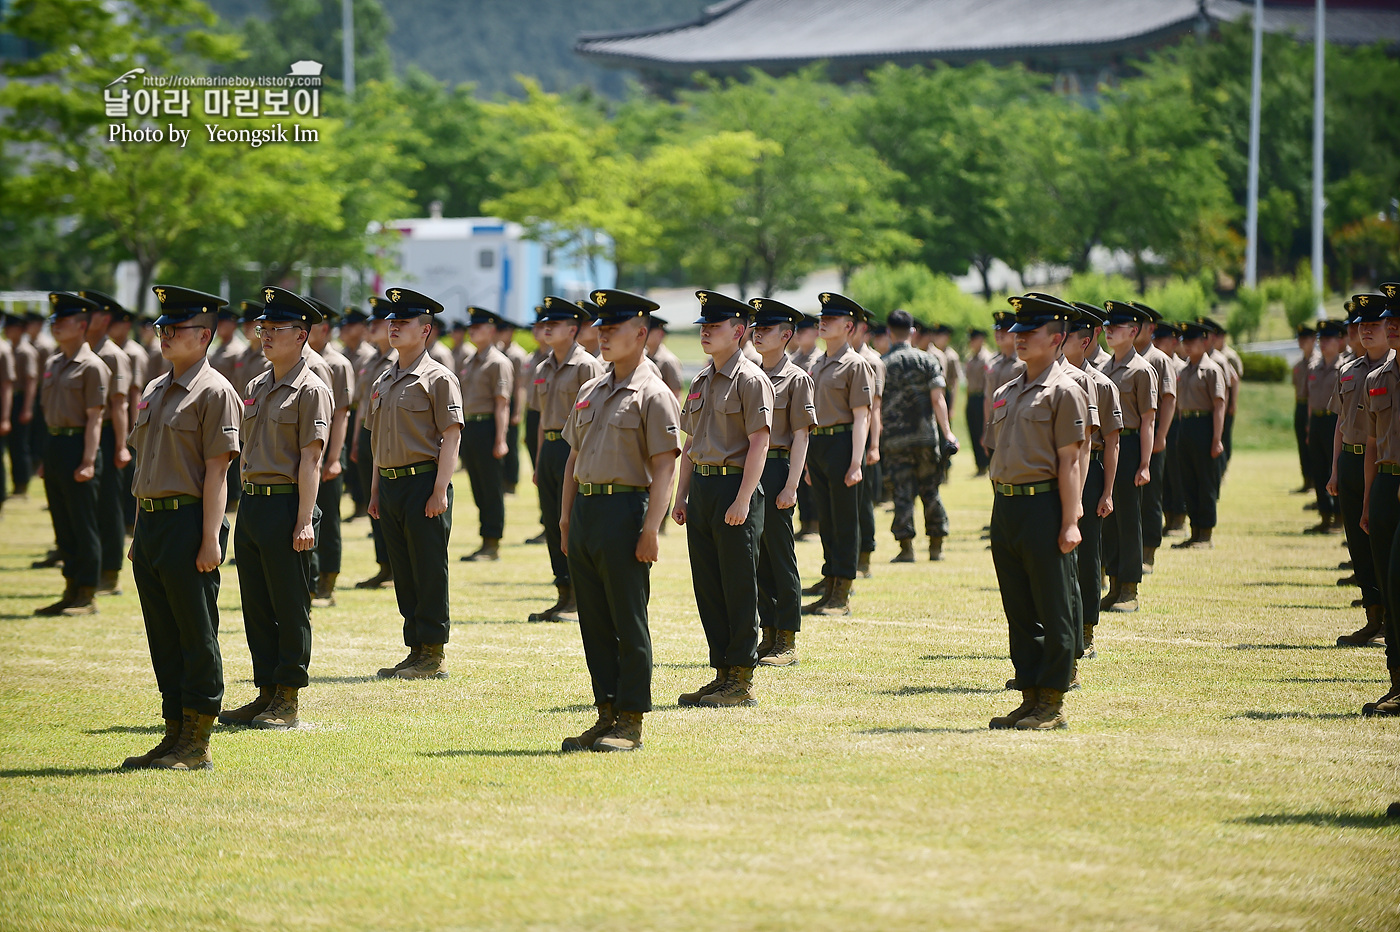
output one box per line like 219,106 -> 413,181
171,354 -> 210,391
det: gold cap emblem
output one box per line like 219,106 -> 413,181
1359,295 -> 1370,307
697,292 -> 707,305
50,294 -> 59,305
594,292 -> 607,307
1010,298 -> 1023,312
819,293 -> 831,304
389,289 -> 402,303
1382,283 -> 1397,298
263,288 -> 275,304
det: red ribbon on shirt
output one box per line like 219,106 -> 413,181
992,398 -> 1007,409
687,391 -> 701,400
575,400 -> 589,409
533,378 -> 546,385
1370,387 -> 1388,396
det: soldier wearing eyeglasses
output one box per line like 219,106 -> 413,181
219,288 -> 331,731
121,285 -> 241,771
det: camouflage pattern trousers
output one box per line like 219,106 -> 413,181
886,445 -> 948,540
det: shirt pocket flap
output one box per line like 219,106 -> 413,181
1027,403 -> 1053,422
612,404 -> 642,429
719,390 -> 744,415
1372,390 -> 1393,413
170,407 -> 199,431
401,394 -> 431,412
272,402 -> 300,423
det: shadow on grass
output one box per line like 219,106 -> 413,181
0,766 -> 118,778
1273,676 -> 1375,684
1227,643 -> 1338,651
420,749 -> 557,759
1242,581 -> 1335,589
544,704 -> 594,714
1231,812 -> 1397,829
307,675 -> 380,685
881,685 -> 1003,697
858,726 -> 986,735
1266,604 -> 1345,611
654,661 -> 708,670
921,654 -> 1005,662
1230,710 -> 1353,721
85,724 -> 163,735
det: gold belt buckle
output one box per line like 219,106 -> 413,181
141,498 -> 154,512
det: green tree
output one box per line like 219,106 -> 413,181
680,67 -> 911,298
230,0 -> 393,86
1,0 -> 244,309
387,67 -> 503,218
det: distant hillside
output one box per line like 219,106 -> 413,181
209,0 -> 705,97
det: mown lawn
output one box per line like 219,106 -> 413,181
0,383 -> 1395,931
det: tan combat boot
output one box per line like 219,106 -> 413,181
678,667 -> 729,707
1016,688 -> 1068,729
120,718 -> 181,769
377,645 -> 421,678
1142,546 -> 1156,575
1107,582 -> 1139,613
312,572 -> 338,608
394,643 -> 448,679
700,666 -> 757,707
813,577 -> 852,617
857,551 -> 873,578
759,629 -> 798,667
1362,668 -> 1400,717
801,577 -> 834,614
891,539 -> 915,563
151,709 -> 216,771
990,689 -> 1038,729
252,686 -> 299,729
795,520 -> 819,541
1082,623 -> 1097,659
1098,577 -> 1119,611
60,586 -> 98,616
562,703 -> 615,752
463,538 -> 500,562
552,582 -> 578,623
593,711 -> 643,752
218,685 -> 274,725
801,576 -> 829,597
528,583 -> 571,623
354,564 -> 393,588
96,569 -> 123,595
928,536 -> 944,562
1337,604 -> 1385,647
756,626 -> 776,659
34,582 -> 76,616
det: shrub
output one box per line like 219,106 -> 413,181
1238,352 -> 1287,382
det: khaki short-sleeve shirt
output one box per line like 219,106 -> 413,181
649,344 -> 685,394
1102,350 -> 1158,430
809,344 -> 875,427
312,345 -> 356,411
986,353 -> 1023,399
1364,359 -> 1400,463
563,364 -> 682,487
240,358 -> 332,485
535,342 -> 606,433
1210,349 -> 1238,391
1332,353 -> 1387,446
209,334 -> 247,388
1307,355 -> 1342,413
525,346 -> 548,411
0,340 -> 14,384
858,344 -> 886,397
965,346 -> 993,394
92,336 -> 132,404
366,350 -> 465,468
1062,364 -> 1102,436
1141,344 -> 1177,399
787,346 -> 819,374
681,351 -> 774,468
1087,343 -> 1111,372
1292,355 -> 1310,402
129,356 -> 241,499
122,339 -> 148,393
459,345 -> 513,416
987,360 -> 1088,485
13,338 -> 39,383
763,355 -> 816,451
1176,355 -> 1227,413
355,348 -> 396,413
238,343 -> 271,398
41,343 -> 108,428
1081,363 -> 1123,451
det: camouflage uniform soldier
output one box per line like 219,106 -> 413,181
881,310 -> 957,562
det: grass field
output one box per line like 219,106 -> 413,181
1,385 -> 1397,931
